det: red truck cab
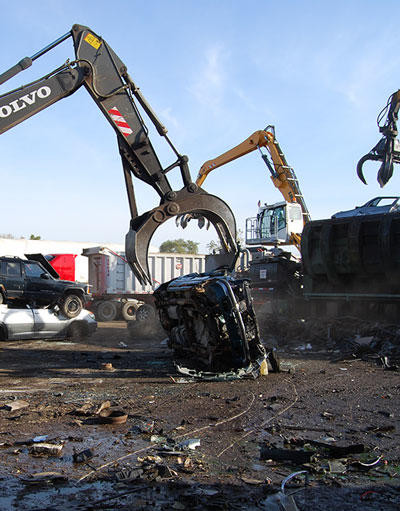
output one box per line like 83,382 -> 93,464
45,254 -> 77,282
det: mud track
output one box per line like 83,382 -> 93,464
0,320 -> 399,510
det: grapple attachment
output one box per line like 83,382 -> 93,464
357,137 -> 400,187
357,90 -> 400,187
125,187 -> 237,285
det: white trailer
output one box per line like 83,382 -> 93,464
82,247 -> 206,321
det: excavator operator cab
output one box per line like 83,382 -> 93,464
245,201 -> 303,246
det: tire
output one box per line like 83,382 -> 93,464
268,349 -> 281,373
121,301 -> 137,321
60,294 -> 83,319
0,324 -> 6,341
135,304 -> 156,322
68,322 -> 86,342
96,300 -> 118,322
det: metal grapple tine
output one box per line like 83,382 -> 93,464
125,188 -> 237,285
356,152 -> 384,185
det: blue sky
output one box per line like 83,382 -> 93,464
2,1 -> 400,252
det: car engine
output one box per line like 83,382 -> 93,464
154,271 -> 267,379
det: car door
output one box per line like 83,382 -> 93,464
32,308 -> 66,339
0,260 -> 24,301
23,262 -> 58,306
3,306 -> 35,339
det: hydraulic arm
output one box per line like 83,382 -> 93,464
357,90 -> 400,187
179,126 -> 310,250
196,126 -> 310,224
0,25 -> 237,284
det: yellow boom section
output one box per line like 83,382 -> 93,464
196,127 -> 310,225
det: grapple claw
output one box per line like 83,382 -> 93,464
356,153 -> 380,185
125,188 -> 237,285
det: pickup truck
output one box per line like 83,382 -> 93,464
0,255 -> 90,318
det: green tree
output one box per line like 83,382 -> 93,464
206,229 -> 244,254
206,239 -> 222,254
159,239 -> 199,254
29,234 -> 41,240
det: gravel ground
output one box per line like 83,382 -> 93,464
0,319 -> 398,510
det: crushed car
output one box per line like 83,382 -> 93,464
0,254 -> 91,318
0,304 -> 96,341
154,270 -> 271,380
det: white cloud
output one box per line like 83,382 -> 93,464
189,44 -> 229,109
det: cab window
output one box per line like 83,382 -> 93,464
6,262 -> 21,276
24,262 -> 46,278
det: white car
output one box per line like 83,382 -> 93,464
0,305 -> 97,341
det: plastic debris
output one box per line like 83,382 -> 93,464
96,401 -> 111,415
3,400 -> 29,411
131,419 -> 155,434
73,448 -> 94,463
29,443 -> 63,456
32,435 -> 48,443
150,435 -> 167,444
177,438 -> 201,450
100,362 -> 114,371
262,471 -> 308,511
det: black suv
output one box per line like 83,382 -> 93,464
0,255 -> 90,318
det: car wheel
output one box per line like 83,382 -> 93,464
135,304 -> 156,322
68,322 -> 85,342
60,294 -> 83,319
96,300 -> 118,322
121,301 -> 138,321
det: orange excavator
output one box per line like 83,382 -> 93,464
181,125 -> 310,252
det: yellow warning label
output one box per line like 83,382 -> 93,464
84,33 -> 102,50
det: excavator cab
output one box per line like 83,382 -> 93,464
245,201 -> 303,246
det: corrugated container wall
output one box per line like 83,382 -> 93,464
83,247 -> 205,295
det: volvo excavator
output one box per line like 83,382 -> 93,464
0,24 -> 237,286
0,25 -> 267,378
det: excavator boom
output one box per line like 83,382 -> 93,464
0,25 -> 238,284
196,127 -> 310,225
181,126 -> 309,252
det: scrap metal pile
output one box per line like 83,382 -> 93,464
154,271 -> 267,379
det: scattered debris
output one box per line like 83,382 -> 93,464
32,435 -> 48,443
99,408 -> 128,424
73,448 -> 94,463
177,439 -> 201,451
2,400 -> 29,411
19,471 -> 68,485
262,471 -> 308,511
96,401 -> 111,415
100,362 -> 114,371
29,442 -> 64,457
131,419 -> 155,434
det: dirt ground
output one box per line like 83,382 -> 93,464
0,317 -> 399,510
